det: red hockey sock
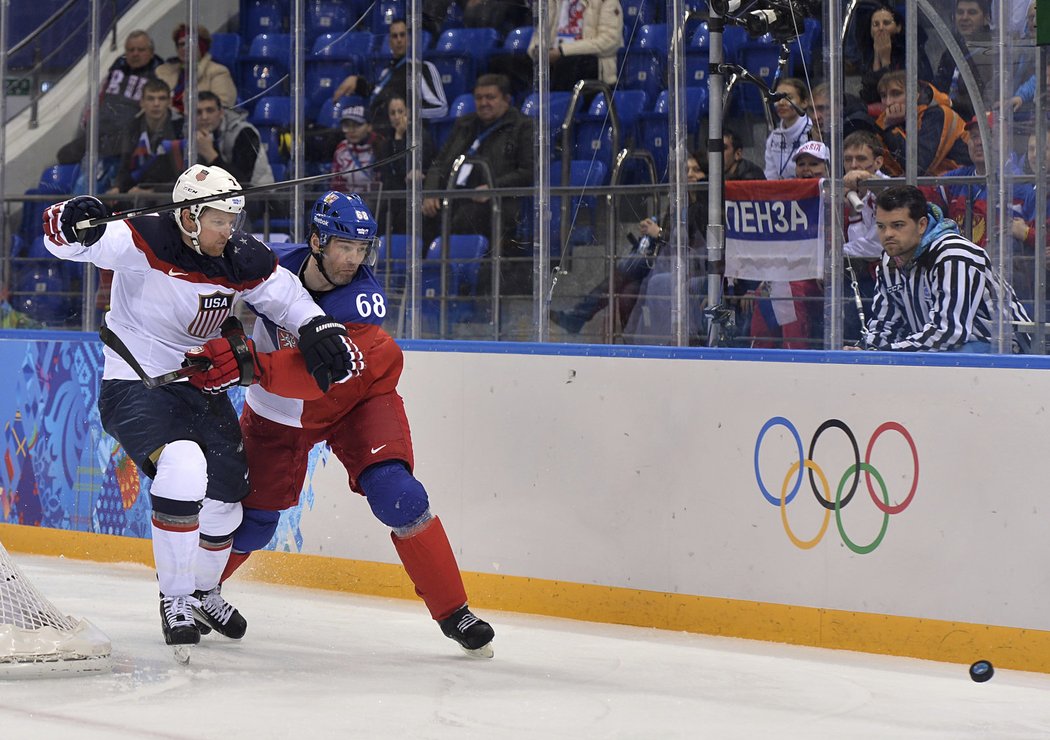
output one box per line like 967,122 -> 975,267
220,551 -> 252,583
391,516 -> 468,621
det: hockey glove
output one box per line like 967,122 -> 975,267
297,315 -> 365,393
183,316 -> 261,394
42,196 -> 108,247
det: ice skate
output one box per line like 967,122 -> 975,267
439,605 -> 494,659
160,594 -> 200,663
192,584 -> 247,639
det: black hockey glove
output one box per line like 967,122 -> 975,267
297,315 -> 365,393
182,316 -> 260,394
42,196 -> 108,247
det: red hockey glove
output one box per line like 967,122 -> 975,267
183,316 -> 260,394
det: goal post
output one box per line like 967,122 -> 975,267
0,539 -> 112,677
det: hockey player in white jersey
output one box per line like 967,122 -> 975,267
42,165 -> 363,662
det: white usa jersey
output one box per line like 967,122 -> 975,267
44,213 -> 324,380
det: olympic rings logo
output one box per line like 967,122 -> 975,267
753,417 -> 919,554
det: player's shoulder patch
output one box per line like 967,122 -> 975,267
226,232 -> 279,283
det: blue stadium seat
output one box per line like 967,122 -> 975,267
502,26 -> 533,54
374,233 -> 422,298
549,160 -> 609,252
422,235 -> 488,325
250,96 -> 291,163
241,33 -> 293,96
429,93 -> 475,151
738,41 -> 793,115
372,0 -> 406,34
307,1 -> 352,42
306,60 -> 359,117
637,87 -> 709,179
270,162 -> 287,181
209,32 -> 242,75
310,32 -> 364,61
425,54 -> 475,104
620,24 -> 667,102
244,0 -> 283,39
430,27 -> 500,67
13,262 -> 72,326
621,0 -> 658,46
521,91 -> 580,146
721,26 -> 749,65
38,164 -> 80,193
586,90 -> 649,147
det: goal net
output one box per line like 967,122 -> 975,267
0,539 -> 112,677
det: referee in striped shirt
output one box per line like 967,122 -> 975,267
852,184 -> 1032,352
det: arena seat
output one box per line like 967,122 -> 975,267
429,93 -> 476,151
422,234 -> 488,326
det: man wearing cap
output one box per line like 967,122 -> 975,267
331,105 -> 382,194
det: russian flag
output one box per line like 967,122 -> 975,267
723,178 -> 825,282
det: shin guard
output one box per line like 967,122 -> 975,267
391,516 -> 468,621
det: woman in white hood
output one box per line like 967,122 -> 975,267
763,77 -> 814,180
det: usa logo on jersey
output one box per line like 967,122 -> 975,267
188,291 -> 234,337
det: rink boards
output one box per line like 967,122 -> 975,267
1,332 -> 1049,672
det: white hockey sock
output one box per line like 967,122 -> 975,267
152,523 -> 199,597
195,542 -> 232,593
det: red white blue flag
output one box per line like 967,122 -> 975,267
724,178 -> 825,281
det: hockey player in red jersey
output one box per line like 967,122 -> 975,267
43,166 -> 362,662
212,191 -> 495,658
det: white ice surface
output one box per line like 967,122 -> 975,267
1,556 -> 1049,740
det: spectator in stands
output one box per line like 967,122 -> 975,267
155,24 -> 236,115
106,78 -> 185,194
842,131 -> 891,343
853,184 -> 1031,352
1006,2 -> 1043,114
1006,128 -> 1050,301
551,150 -> 706,335
57,29 -> 164,193
723,128 -> 764,180
933,0 -> 995,122
331,19 -> 448,131
422,74 -> 533,274
374,95 -> 435,235
855,3 -> 932,108
749,141 -> 827,349
526,0 -> 624,92
807,83 -> 878,144
331,105 -> 383,194
763,78 -> 814,180
195,92 -> 274,189
875,70 -> 971,176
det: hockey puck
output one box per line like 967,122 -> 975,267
969,660 -> 994,682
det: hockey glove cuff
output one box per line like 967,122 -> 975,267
183,316 -> 261,394
297,315 -> 365,393
43,196 -> 108,247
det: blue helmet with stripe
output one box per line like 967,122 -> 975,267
311,191 -> 377,247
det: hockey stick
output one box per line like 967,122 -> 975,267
98,322 -> 210,389
75,147 -> 414,231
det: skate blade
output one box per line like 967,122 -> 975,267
460,641 -> 494,659
172,645 -> 193,665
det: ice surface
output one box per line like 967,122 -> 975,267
1,556 -> 1048,739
